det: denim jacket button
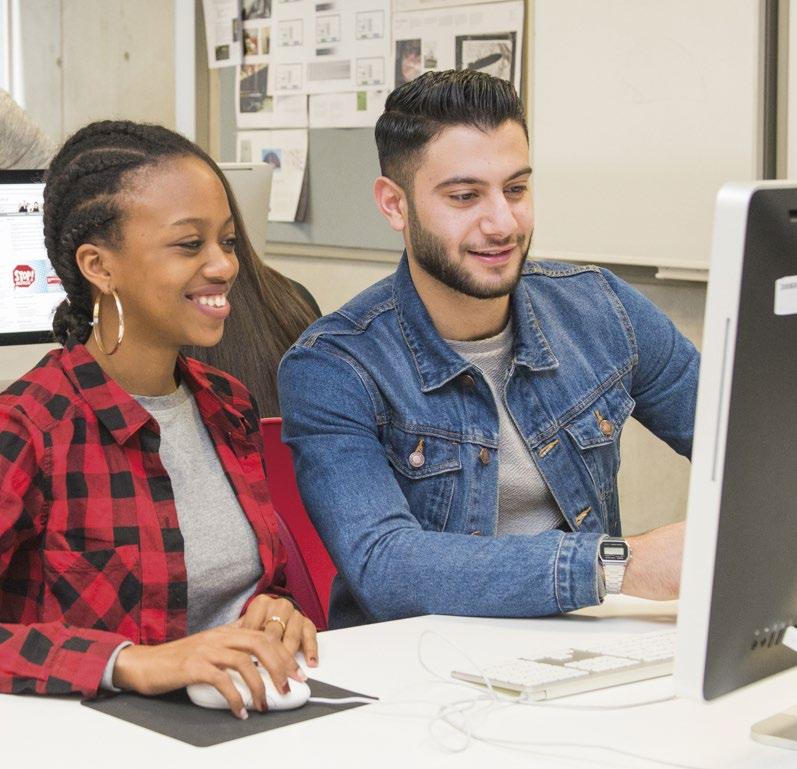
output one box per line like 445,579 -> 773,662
460,373 -> 476,390
478,447 -> 491,465
599,419 -> 614,437
408,450 -> 425,468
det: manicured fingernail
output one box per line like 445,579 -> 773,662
308,656 -> 318,666
238,708 -> 249,720
295,668 -> 308,681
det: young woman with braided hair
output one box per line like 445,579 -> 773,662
0,120 -> 318,718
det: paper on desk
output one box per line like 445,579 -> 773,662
270,0 -> 392,96
202,0 -> 242,69
393,1 -> 524,90
237,129 -> 308,222
309,90 -> 388,129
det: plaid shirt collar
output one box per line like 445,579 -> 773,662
60,337 -> 253,444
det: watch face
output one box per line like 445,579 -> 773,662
600,541 -> 629,561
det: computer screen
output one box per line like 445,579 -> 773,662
675,181 -> 797,748
219,162 -> 273,260
0,163 -> 271,351
0,170 -> 66,345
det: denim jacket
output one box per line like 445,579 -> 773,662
278,256 -> 699,628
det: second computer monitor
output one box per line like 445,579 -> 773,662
219,162 -> 273,260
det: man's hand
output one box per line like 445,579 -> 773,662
621,521 -> 685,600
113,624 -> 305,718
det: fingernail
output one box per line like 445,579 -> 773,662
238,708 -> 249,720
295,668 -> 308,682
308,656 -> 318,666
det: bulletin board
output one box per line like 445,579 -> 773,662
216,0 -> 765,273
220,64 -> 401,250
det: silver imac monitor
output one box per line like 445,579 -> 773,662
219,162 -> 273,259
0,170 -> 66,345
675,181 -> 797,748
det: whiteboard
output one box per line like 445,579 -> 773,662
531,0 -> 763,273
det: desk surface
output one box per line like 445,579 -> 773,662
3,597 -> 796,769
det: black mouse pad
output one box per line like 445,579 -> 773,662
82,679 -> 375,747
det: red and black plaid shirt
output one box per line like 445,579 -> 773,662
0,338 -> 289,698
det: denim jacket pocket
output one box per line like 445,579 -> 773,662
384,425 -> 461,532
563,381 -> 635,502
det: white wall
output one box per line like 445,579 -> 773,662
20,0 -> 175,145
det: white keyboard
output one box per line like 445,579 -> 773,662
451,630 -> 676,701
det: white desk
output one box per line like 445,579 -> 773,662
2,597 -> 796,769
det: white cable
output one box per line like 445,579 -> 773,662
309,696 -> 379,705
410,629 -> 706,769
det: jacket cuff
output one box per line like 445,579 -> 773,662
554,532 -> 605,612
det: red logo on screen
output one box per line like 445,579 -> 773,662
13,265 -> 35,288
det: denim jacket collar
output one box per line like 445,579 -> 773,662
393,254 -> 559,393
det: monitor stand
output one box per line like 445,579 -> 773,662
751,707 -> 797,750
749,628 -> 797,748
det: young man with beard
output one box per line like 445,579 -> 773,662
278,70 -> 698,629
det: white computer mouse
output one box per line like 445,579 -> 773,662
187,666 -> 311,711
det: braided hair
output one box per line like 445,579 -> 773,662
44,121 -> 205,344
44,120 -> 317,414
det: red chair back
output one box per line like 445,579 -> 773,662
271,510 -> 327,632
260,417 -> 336,629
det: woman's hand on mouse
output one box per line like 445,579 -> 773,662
112,624 -> 305,718
234,594 -> 319,667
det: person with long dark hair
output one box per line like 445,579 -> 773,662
0,120 -> 317,718
184,252 -> 318,417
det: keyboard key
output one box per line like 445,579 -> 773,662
564,655 -> 638,672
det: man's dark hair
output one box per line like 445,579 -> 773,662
375,69 -> 528,192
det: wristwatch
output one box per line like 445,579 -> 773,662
598,537 -> 632,594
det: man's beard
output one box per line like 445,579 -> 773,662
407,199 -> 530,299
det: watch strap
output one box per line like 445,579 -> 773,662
602,561 -> 626,593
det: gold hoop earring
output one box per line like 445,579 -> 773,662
92,289 -> 125,356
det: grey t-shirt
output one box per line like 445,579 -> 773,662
447,322 -> 565,536
134,383 -> 262,634
103,382 -> 265,689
